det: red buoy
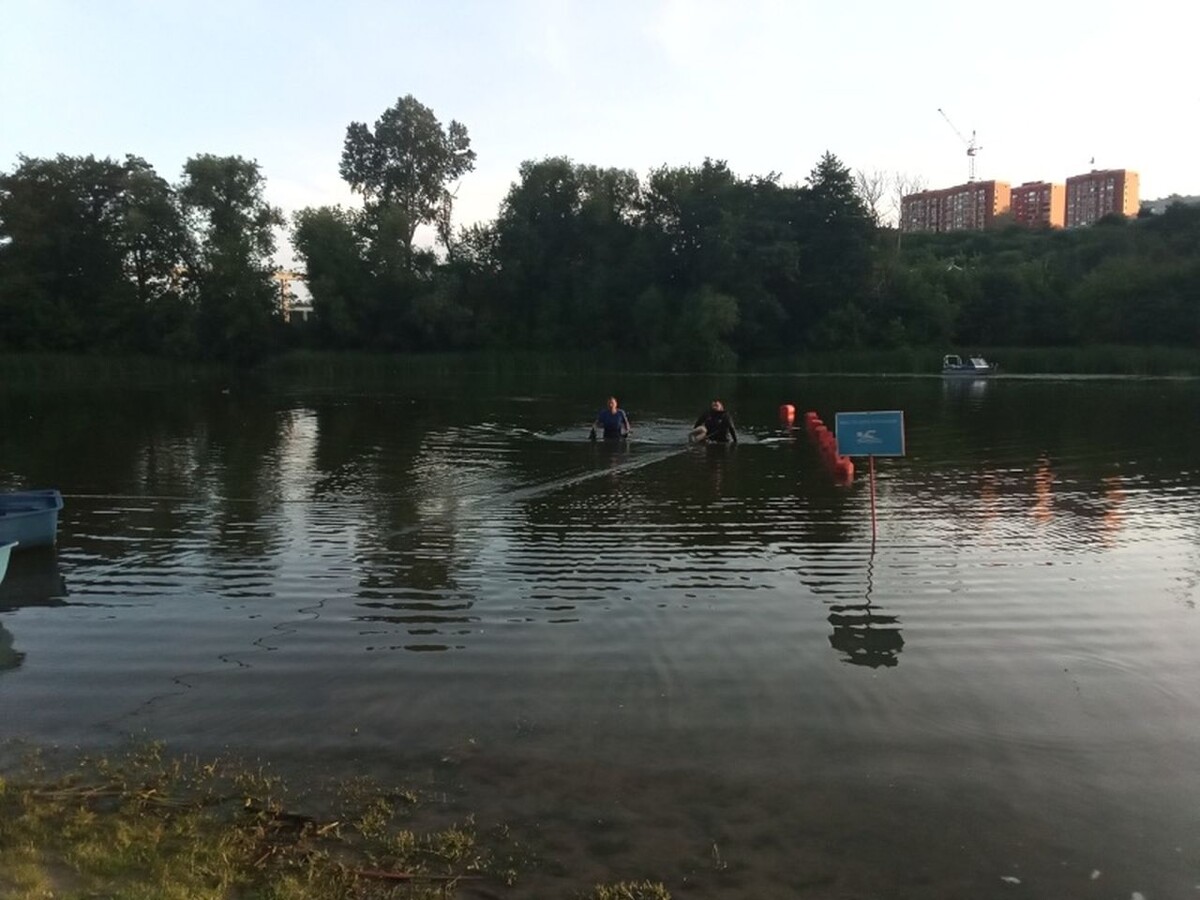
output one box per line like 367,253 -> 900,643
834,456 -> 855,483
779,403 -> 796,426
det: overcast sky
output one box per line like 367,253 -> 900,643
4,0 -> 1198,259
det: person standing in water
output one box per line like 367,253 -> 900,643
590,396 -> 631,441
692,399 -> 737,443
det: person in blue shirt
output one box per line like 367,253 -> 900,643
590,396 -> 631,441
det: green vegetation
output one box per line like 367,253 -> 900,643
581,882 -> 672,900
0,353 -> 227,388
339,94 -> 476,268
2,94 -> 1198,372
263,344 -> 1200,381
0,152 -> 284,364
1,741 -> 677,899
260,349 -> 622,383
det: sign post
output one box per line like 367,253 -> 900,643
835,411 -> 906,543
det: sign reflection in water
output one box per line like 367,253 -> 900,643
826,553 -> 904,668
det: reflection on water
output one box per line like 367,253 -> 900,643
941,375 -> 990,405
0,548 -> 68,609
1,375 -> 1199,897
1101,473 -> 1125,545
0,548 -> 67,675
826,553 -> 905,668
1033,454 -> 1054,523
0,626 -> 21,673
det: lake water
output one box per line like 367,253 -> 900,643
1,372 -> 1198,899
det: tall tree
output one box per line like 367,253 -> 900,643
890,171 -> 926,246
492,157 -> 642,347
291,206 -> 371,348
640,159 -> 743,293
178,154 -> 283,364
120,156 -> 188,307
339,95 -> 475,263
853,168 -> 888,227
797,151 -> 876,347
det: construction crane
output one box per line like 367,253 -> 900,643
937,107 -> 982,182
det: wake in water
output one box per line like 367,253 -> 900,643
384,422 -> 706,540
534,418 -> 701,446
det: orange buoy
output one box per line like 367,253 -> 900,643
834,456 -> 855,482
779,403 -> 796,426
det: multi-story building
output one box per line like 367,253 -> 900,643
1010,181 -> 1065,228
1064,169 -> 1139,227
900,189 -> 943,233
900,181 -> 1011,233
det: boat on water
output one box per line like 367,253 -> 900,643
0,489 -> 64,549
942,354 -> 996,376
0,541 -> 16,586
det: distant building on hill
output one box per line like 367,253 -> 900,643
900,189 -> 943,233
1140,194 -> 1200,215
1064,169 -> 1139,227
900,180 -> 1011,233
1010,181 -> 1065,228
272,269 -> 312,323
901,168 -> 1140,232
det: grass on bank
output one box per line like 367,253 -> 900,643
265,345 -> 1200,379
4,345 -> 1198,388
0,353 -> 226,388
763,344 -> 1200,376
0,742 -> 672,900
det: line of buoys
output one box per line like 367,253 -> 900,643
802,410 -> 854,484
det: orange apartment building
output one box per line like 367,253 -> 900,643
900,189 -> 944,233
1010,181 -> 1065,228
900,180 -> 1011,233
1064,169 -> 1139,227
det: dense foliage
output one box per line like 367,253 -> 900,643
2,96 -> 1197,369
0,152 -> 282,362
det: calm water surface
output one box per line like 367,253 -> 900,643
2,373 -> 1198,899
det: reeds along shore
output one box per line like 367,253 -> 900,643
3,346 -> 1198,387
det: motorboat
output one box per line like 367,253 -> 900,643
942,354 -> 996,376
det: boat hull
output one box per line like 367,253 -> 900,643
0,541 -> 15,585
941,367 -> 993,377
0,490 -> 64,549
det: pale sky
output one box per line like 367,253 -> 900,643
4,0 -> 1198,263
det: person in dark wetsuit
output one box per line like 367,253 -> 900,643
693,399 -> 737,443
590,396 -> 631,441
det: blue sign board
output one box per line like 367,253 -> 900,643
835,410 -> 906,457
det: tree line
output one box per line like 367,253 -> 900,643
0,154 -> 282,364
2,94 -> 1197,367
